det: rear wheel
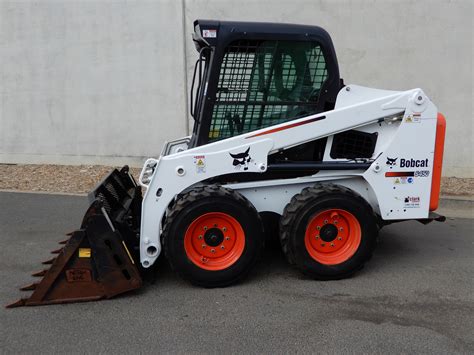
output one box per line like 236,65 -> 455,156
163,185 -> 264,287
280,184 -> 378,279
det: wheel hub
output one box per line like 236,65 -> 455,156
184,212 -> 246,271
304,209 -> 362,265
204,228 -> 224,246
319,224 -> 338,242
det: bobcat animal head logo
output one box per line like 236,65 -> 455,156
386,157 -> 398,166
230,147 -> 251,171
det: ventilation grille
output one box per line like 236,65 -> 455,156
330,130 -> 377,159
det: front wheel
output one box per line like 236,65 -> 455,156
163,185 -> 264,287
280,184 -> 378,280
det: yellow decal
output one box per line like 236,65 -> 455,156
78,248 -> 91,258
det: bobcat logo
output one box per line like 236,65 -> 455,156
386,157 -> 398,166
230,147 -> 251,171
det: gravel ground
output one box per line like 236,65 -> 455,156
0,164 -> 141,194
0,163 -> 473,196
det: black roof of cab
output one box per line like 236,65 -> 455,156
193,19 -> 335,52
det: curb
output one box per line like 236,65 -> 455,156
0,189 -> 86,197
438,195 -> 473,219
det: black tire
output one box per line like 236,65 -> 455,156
162,185 -> 264,287
280,183 -> 378,280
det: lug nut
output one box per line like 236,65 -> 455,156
225,236 -> 230,241
334,220 -> 338,224
214,224 -> 218,227
324,220 -> 328,224
223,227 -> 227,232
339,227 -> 343,231
317,226 -> 321,230
198,235 -> 203,239
202,244 -> 206,248
211,249 -> 216,253
203,226 -> 208,230
321,243 -> 326,247
315,235 -> 319,239
221,245 -> 225,250
331,243 -> 335,247
338,237 -> 342,241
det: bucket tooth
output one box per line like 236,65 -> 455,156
66,231 -> 74,236
6,299 -> 27,308
58,239 -> 69,245
20,283 -> 38,291
51,248 -> 62,254
42,257 -> 56,265
31,269 -> 48,277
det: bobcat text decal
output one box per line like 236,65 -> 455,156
399,158 -> 429,168
386,157 -> 429,168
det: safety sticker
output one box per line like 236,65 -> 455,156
194,155 -> 206,173
78,248 -> 91,258
202,29 -> 217,38
405,113 -> 421,123
393,176 -> 414,184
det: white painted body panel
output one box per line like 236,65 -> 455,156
137,85 -> 439,268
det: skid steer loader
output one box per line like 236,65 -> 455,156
8,20 -> 446,308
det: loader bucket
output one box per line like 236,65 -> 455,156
7,166 -> 143,308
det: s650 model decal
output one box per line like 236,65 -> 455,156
414,170 -> 430,177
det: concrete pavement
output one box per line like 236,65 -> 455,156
1,192 -> 473,354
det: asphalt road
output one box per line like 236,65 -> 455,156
1,192 -> 473,354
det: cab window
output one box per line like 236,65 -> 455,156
209,40 -> 328,141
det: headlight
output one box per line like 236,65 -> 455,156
144,168 -> 154,175
139,159 -> 159,186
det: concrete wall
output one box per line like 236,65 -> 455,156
0,0 -> 188,167
1,0 -> 472,177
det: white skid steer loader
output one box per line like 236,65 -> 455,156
8,20 -> 446,308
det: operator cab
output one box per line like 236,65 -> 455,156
189,20 -> 342,149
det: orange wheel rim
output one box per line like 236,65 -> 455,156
184,212 -> 245,271
304,209 -> 361,265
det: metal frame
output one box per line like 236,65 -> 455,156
137,84 -> 439,268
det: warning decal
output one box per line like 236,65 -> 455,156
194,155 -> 206,173
202,29 -> 217,38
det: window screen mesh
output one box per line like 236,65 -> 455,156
209,40 -> 328,141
